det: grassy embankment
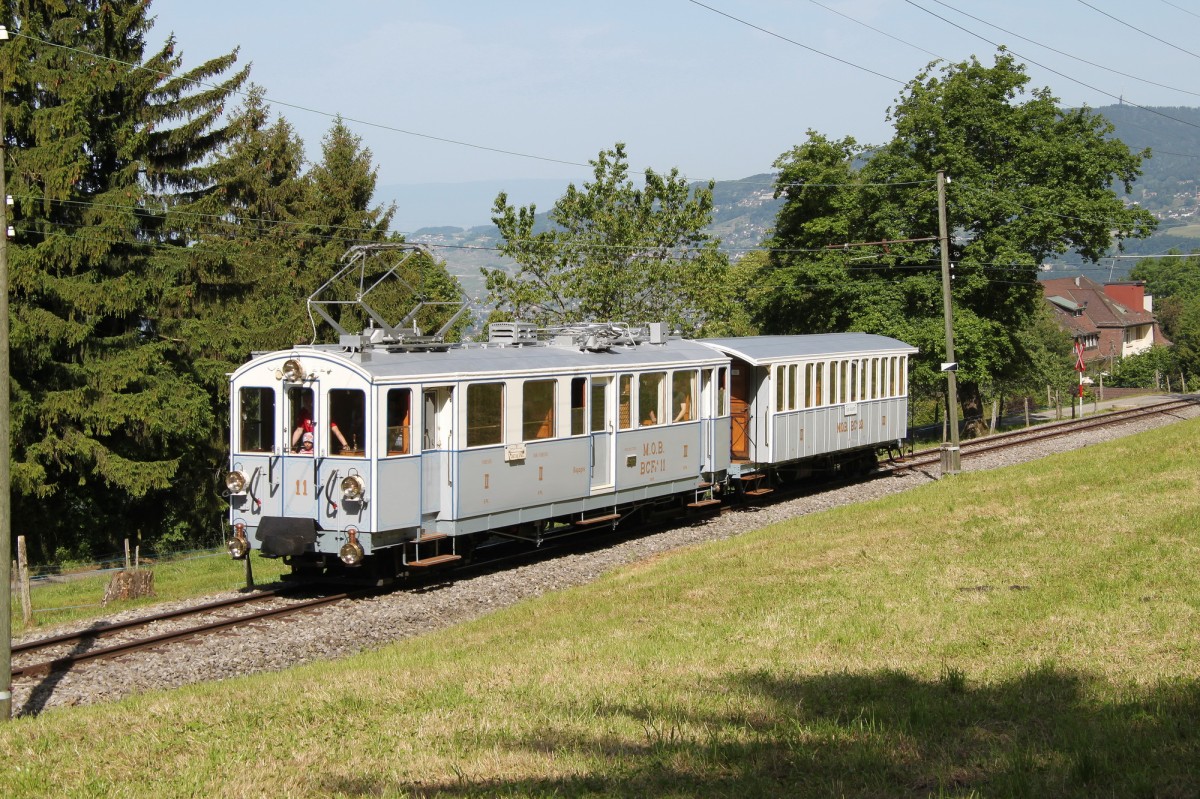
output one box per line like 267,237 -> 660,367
2,419 -> 1199,798
10,552 -> 289,632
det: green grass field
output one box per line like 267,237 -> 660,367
3,419 -> 1200,798
11,551 -> 290,632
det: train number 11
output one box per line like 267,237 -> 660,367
294,479 -> 308,496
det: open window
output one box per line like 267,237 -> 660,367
523,379 -> 556,441
387,388 -> 411,455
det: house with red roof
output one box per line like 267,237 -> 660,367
1041,275 -> 1170,370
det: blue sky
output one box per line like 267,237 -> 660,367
147,0 -> 1200,190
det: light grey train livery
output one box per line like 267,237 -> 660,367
224,239 -> 915,580
225,322 -> 916,581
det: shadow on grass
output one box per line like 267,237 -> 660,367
321,665 -> 1200,798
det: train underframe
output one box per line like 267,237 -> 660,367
256,443 -> 890,585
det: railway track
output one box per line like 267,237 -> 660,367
10,588 -> 365,678
15,396 -> 1194,685
888,397 -> 1197,473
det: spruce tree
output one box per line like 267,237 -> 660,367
2,0 -> 247,559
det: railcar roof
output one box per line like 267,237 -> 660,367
265,338 -> 729,381
698,333 -> 917,365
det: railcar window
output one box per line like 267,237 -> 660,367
591,378 -> 609,433
238,388 -> 275,452
386,389 -> 411,455
850,361 -> 859,402
329,389 -> 366,455
813,363 -> 824,407
570,377 -> 587,436
671,371 -> 695,423
788,364 -> 797,410
717,367 -> 728,416
775,365 -> 786,411
640,372 -> 665,426
288,387 -> 315,452
838,361 -> 847,403
870,358 -> 879,399
523,380 -> 556,441
888,357 -> 896,396
467,382 -> 504,447
619,375 -> 633,430
899,356 -> 907,395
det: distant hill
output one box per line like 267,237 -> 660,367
403,174 -> 782,298
392,105 -> 1200,292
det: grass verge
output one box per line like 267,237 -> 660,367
10,551 -> 288,632
3,419 -> 1200,797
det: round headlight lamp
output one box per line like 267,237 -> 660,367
341,474 -> 366,502
227,522 -> 249,560
339,528 -> 365,567
280,358 -> 306,382
225,470 -> 249,494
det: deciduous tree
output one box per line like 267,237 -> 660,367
487,143 -> 732,335
758,52 -> 1155,432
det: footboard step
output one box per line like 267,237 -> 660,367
576,513 -> 620,526
407,554 -> 463,568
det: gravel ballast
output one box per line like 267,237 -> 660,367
12,401 -> 1199,717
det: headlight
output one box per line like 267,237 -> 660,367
225,470 -> 249,494
341,474 -> 366,501
281,358 -> 305,382
228,522 -> 249,559
339,528 -> 364,566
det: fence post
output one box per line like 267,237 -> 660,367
16,536 -> 30,629
990,399 -> 998,435
124,538 -> 130,571
1024,397 -> 1030,427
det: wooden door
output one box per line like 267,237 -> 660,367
730,360 -> 751,461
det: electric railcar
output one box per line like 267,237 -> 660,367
222,246 -> 917,582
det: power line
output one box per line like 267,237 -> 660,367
13,31 -> 594,171
682,0 -> 906,84
903,0 -> 1200,133
1076,0 -> 1200,61
805,0 -> 942,59
926,0 -> 1200,100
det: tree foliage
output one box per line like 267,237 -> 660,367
487,143 -> 732,335
3,0 -> 249,559
1129,251 -> 1200,380
755,52 -> 1156,430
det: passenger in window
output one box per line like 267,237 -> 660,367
291,402 -> 350,452
642,409 -> 657,426
673,392 -> 691,423
299,432 -> 314,455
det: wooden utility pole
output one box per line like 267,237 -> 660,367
0,23 -> 12,721
937,170 -> 961,476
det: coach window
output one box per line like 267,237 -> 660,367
570,377 -> 587,436
899,356 -> 907,395
717,367 -> 728,416
788,364 -> 798,410
591,377 -> 609,433
775,365 -> 787,412
238,388 -> 275,453
523,379 -> 556,441
849,361 -> 859,402
618,375 -> 633,430
813,363 -> 825,407
329,389 -> 366,455
467,382 -> 504,447
870,358 -> 879,399
671,370 -> 695,423
386,388 -> 411,455
640,372 -> 665,426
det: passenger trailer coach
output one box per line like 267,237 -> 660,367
223,245 -> 917,582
